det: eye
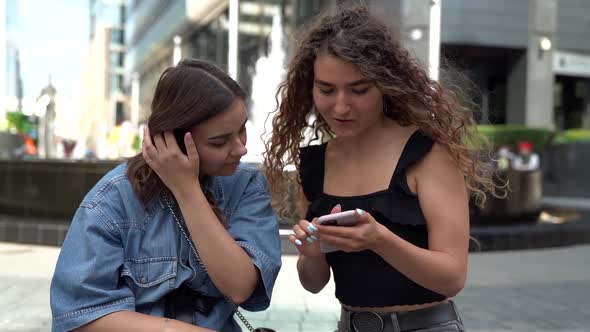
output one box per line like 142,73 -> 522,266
352,88 -> 369,95
210,140 -> 227,148
318,87 -> 334,95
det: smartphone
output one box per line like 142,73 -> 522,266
318,210 -> 358,226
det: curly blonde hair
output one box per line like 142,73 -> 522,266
264,5 -> 498,217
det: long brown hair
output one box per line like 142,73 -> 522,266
126,58 -> 246,221
264,5 -> 498,215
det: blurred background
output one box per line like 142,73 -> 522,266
3,0 -> 590,236
1,1 -> 590,331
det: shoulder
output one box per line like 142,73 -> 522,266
79,163 -> 149,228
415,143 -> 464,185
81,163 -> 135,208
215,163 -> 270,199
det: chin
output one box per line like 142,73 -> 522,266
331,129 -> 360,138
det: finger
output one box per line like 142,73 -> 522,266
354,208 -> 371,224
184,132 -> 198,162
142,127 -> 158,163
299,219 -> 318,235
153,132 -> 167,152
293,224 -> 318,243
318,225 -> 357,239
319,233 -> 354,251
163,131 -> 181,153
292,224 -> 309,239
288,234 -> 303,247
330,204 -> 342,214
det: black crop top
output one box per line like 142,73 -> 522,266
299,130 -> 446,307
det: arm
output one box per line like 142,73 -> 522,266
51,204 -> 211,331
76,311 -> 214,332
373,143 -> 469,297
292,183 -> 331,294
175,187 -> 259,304
142,129 -> 258,304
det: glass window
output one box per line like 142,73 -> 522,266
110,28 -> 125,45
110,51 -> 125,69
110,74 -> 124,93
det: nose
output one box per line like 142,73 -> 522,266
230,136 -> 247,157
333,92 -> 351,115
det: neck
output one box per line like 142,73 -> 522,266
333,117 -> 400,153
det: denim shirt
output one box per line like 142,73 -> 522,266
50,163 -> 282,332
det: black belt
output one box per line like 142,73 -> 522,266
341,301 -> 459,332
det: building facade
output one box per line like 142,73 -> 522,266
126,0 -> 590,131
84,0 -> 127,131
2,0 -> 21,115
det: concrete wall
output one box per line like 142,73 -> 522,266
556,0 -> 590,53
441,0 -> 529,48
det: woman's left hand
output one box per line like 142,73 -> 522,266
316,209 -> 385,253
142,127 -> 201,196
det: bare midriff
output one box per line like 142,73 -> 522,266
342,299 -> 447,313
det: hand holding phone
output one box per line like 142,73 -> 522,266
318,210 -> 359,253
318,210 -> 358,226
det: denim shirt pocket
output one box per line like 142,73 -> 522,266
121,256 -> 178,305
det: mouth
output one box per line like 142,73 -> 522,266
334,118 -> 354,124
227,161 -> 241,167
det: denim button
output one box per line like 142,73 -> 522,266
140,276 -> 148,283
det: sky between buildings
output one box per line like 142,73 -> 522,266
16,0 -> 88,99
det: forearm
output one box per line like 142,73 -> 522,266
75,311 -> 215,332
297,254 -> 331,293
175,186 -> 258,304
373,225 -> 466,297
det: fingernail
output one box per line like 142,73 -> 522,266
310,235 -> 318,241
306,237 -> 315,244
307,224 -> 318,233
356,208 -> 364,216
335,204 -> 341,209
295,239 -> 303,246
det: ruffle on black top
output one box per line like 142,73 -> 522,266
299,130 -> 435,227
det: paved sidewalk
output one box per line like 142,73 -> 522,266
1,242 -> 589,332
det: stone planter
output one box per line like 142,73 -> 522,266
473,169 -> 542,224
0,158 -> 121,219
543,142 -> 590,198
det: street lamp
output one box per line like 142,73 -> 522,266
538,36 -> 552,59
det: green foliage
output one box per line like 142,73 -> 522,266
132,134 -> 141,151
476,125 -> 554,150
553,129 -> 590,144
6,111 -> 33,135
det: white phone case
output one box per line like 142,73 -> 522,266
317,210 -> 358,252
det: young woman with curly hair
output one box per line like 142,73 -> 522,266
264,5 -> 496,332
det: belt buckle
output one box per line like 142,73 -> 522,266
352,311 -> 384,332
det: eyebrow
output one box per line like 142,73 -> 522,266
208,118 -> 248,140
314,79 -> 373,87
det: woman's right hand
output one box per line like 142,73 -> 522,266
289,218 -> 322,257
289,204 -> 342,257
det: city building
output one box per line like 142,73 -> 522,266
126,0 -> 590,134
2,0 -> 21,115
80,0 -> 128,158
